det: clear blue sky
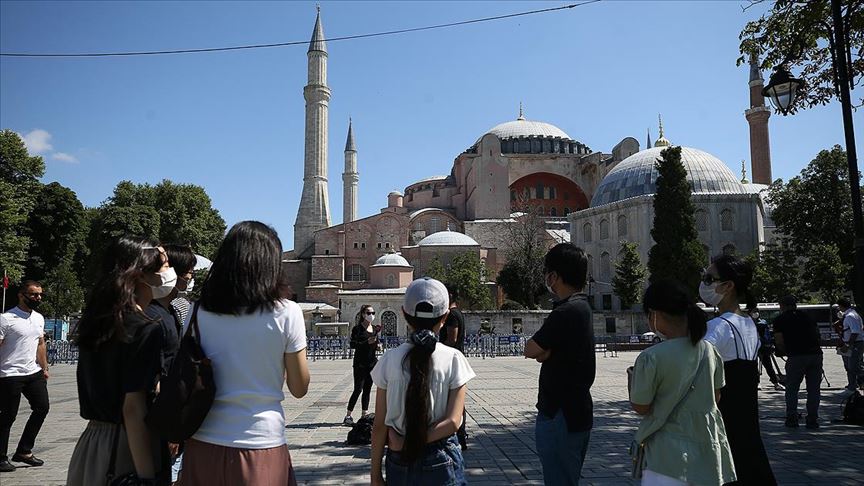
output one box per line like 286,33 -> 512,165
1,1 -> 858,248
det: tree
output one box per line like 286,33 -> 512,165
24,182 -> 87,281
0,130 -> 45,282
739,0 -> 864,111
747,239 -> 801,303
424,257 -> 446,282
424,252 -> 493,310
647,146 -> 706,295
495,199 -> 548,308
806,243 -> 850,303
612,241 -> 646,309
38,262 -> 85,321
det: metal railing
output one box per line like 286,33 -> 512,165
46,340 -> 79,365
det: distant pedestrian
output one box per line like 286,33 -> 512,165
753,311 -> 783,390
773,295 -> 823,429
700,254 -> 776,485
175,221 -> 309,486
630,280 -> 735,485
370,277 -> 474,486
344,304 -> 379,426
837,297 -> 863,391
438,284 -> 468,450
524,243 -> 595,485
0,281 -> 50,473
164,244 -> 197,327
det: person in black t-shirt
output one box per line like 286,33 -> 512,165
344,304 -> 379,426
66,237 -> 167,486
525,243 -> 595,485
439,285 -> 468,450
773,295 -> 823,429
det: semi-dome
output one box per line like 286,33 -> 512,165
591,146 -> 746,207
418,229 -> 479,247
372,253 -> 411,267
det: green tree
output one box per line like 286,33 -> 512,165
739,0 -> 864,111
0,129 -> 45,282
747,239 -> 801,303
806,243 -> 850,303
425,252 -> 493,310
612,241 -> 646,309
424,257 -> 446,282
38,262 -> 85,320
647,146 -> 706,295
496,200 -> 547,308
24,182 -> 87,281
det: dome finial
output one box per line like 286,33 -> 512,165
654,114 -> 671,147
741,160 -> 749,184
658,114 -> 664,138
517,102 -> 525,121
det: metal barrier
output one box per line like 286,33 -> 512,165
46,341 -> 79,364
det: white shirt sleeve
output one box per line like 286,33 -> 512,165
449,350 -> 476,390
370,353 -> 388,389
282,301 -> 308,354
0,314 -> 8,340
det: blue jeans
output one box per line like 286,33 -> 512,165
784,354 -> 822,420
535,411 -> 590,485
385,435 -> 466,486
844,341 -> 864,389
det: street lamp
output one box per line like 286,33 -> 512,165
762,66 -> 804,115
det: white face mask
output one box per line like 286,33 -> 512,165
151,267 -> 177,299
545,273 -> 556,296
184,278 -> 195,293
364,312 -> 375,323
699,281 -> 724,307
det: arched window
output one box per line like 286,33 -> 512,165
381,310 -> 398,337
720,209 -> 735,231
600,252 -> 611,281
617,214 -> 628,238
587,254 -> 594,278
345,264 -> 367,282
702,244 -> 711,265
583,223 -> 593,243
536,183 -> 544,200
695,209 -> 708,232
599,219 -> 610,240
386,274 -> 396,287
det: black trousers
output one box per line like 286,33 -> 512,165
0,371 -> 50,460
348,365 -> 373,412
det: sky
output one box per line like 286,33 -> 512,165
1,0 -> 860,248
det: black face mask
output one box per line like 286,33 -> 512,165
24,297 -> 41,310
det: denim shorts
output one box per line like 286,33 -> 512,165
385,435 -> 466,486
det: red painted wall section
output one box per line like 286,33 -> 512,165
510,172 -> 589,216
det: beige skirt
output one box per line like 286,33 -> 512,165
176,439 -> 297,486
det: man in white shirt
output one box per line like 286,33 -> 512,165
838,298 -> 863,391
0,281 -> 50,473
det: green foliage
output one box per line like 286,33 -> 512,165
496,261 -> 545,309
38,262 -> 85,320
747,239 -> 801,303
425,252 -> 493,310
0,130 -> 45,282
612,241 -> 646,309
424,257 -> 446,282
24,182 -> 88,281
500,299 -> 526,311
806,243 -> 851,303
647,146 -> 706,296
496,205 -> 547,308
739,0 -> 864,111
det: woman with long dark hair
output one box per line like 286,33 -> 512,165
700,254 -> 776,485
629,280 -> 735,485
176,221 -> 310,486
370,278 -> 474,485
343,304 -> 379,426
67,237 -> 169,485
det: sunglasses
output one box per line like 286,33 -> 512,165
700,273 -> 726,285
365,311 -> 375,315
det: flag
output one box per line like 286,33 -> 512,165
2,272 -> 7,289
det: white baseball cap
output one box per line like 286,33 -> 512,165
403,277 -> 449,318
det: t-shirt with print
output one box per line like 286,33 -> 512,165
772,310 -> 822,356
76,311 -> 164,423
0,306 -> 45,377
530,293 -> 595,432
370,342 -> 475,436
705,312 -> 761,362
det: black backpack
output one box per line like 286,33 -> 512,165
145,303 -> 216,442
345,414 -> 375,445
842,390 -> 864,426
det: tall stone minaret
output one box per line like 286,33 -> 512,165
342,118 -> 358,223
293,7 -> 332,255
745,53 -> 772,184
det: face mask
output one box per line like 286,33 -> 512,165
364,313 -> 375,323
545,273 -> 556,296
184,278 -> 195,293
151,267 -> 177,299
24,297 -> 41,311
649,312 -> 666,340
699,281 -> 724,306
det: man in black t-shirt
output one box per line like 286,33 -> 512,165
774,295 -> 823,429
439,285 -> 467,449
525,243 -> 595,485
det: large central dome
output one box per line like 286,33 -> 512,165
591,146 -> 745,207
485,118 -> 572,141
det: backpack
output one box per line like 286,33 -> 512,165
842,390 -> 864,426
145,302 -> 217,442
345,413 -> 375,445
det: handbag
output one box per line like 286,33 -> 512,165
630,344 -> 706,480
145,302 -> 216,442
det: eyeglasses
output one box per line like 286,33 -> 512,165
26,293 -> 44,298
700,273 -> 726,285
365,311 -> 375,315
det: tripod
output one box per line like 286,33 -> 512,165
775,355 -> 832,388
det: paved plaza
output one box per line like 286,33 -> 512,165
2,351 -> 862,485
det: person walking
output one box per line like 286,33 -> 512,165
66,238 -> 168,485
175,221 -> 310,486
0,281 -> 50,473
700,254 -> 776,485
524,243 -> 595,485
370,277 -> 474,486
344,304 -> 379,426
629,280 -> 736,485
438,285 -> 468,450
753,311 -> 783,390
837,297 -> 863,391
772,295 -> 823,429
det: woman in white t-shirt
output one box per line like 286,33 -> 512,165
176,221 -> 310,486
370,278 -> 475,486
700,254 -> 776,485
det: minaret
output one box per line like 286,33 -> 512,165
294,7 -> 332,255
745,52 -> 772,184
342,118 -> 358,223
654,114 -> 671,147
646,128 -> 652,149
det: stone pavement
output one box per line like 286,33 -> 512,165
2,351 -> 862,485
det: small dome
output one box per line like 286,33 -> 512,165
372,253 -> 411,267
388,190 -> 403,197
418,229 -> 479,247
591,146 -> 746,207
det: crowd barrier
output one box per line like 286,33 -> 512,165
46,340 -> 80,365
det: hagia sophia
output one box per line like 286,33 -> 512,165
283,11 -> 775,337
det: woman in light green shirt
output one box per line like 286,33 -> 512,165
629,280 -> 736,486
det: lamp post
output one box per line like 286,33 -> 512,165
761,0 -> 864,306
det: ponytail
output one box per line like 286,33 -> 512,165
712,254 -> 755,311
686,304 -> 707,345
401,319 -> 439,462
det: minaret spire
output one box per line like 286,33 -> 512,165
343,118 -> 359,223
517,102 -> 525,121
654,114 -> 671,147
294,8 -> 332,255
745,52 -> 773,184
